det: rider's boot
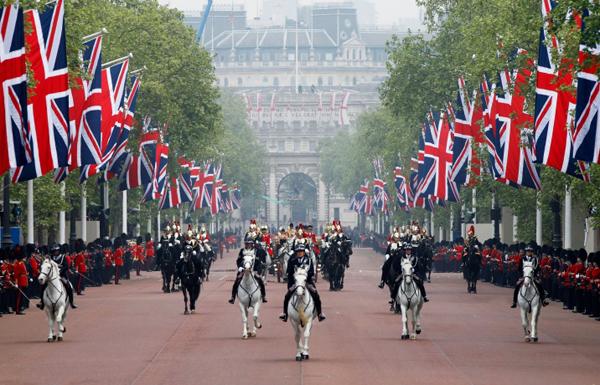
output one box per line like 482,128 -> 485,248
416,279 -> 429,302
511,283 -> 520,308
36,284 -> 47,310
65,281 -> 78,309
378,280 -> 385,289
279,289 -> 293,322
309,287 -> 326,321
229,274 -> 241,304
536,280 -> 549,306
256,276 -> 267,303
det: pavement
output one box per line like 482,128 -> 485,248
1,248 -> 600,385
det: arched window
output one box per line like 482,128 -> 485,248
223,78 -> 229,87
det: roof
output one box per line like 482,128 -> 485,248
206,28 -> 338,50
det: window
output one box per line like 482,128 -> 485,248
353,76 -> 357,86
273,77 -> 279,87
318,77 -> 323,86
293,141 -> 299,152
237,77 -> 243,86
223,78 -> 229,87
352,49 -> 356,60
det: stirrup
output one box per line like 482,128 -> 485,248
318,313 -> 326,321
378,281 -> 385,289
423,297 -> 429,303
262,297 -> 268,303
228,298 -> 235,304
510,303 -> 517,308
279,313 -> 287,322
36,303 -> 44,310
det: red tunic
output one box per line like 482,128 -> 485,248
75,252 -> 87,273
29,256 -> 40,278
145,240 -> 154,258
104,250 -> 113,267
13,260 -> 28,288
114,247 -> 124,267
133,244 -> 145,262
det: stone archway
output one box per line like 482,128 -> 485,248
277,173 -> 318,228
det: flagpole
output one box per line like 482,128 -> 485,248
536,192 -> 542,246
59,182 -> 66,244
122,190 -> 127,235
1,175 -> 12,248
81,182 -> 87,242
82,28 -> 108,42
565,185 -> 572,249
27,180 -> 33,244
101,53 -> 133,69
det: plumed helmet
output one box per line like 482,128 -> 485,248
467,225 -> 475,237
260,225 -> 268,232
244,236 -> 255,245
294,243 -> 306,252
50,243 -> 61,253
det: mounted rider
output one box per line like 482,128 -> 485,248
388,242 -> 429,302
511,244 -> 549,308
229,236 -> 267,304
331,220 -> 352,267
379,230 -> 403,288
462,226 -> 482,270
279,243 -> 326,322
258,225 -> 273,258
37,244 -> 77,310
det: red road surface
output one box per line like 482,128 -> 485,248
1,248 -> 600,385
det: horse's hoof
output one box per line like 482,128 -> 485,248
302,354 -> 309,360
190,310 -> 195,314
410,335 -> 416,340
184,310 -> 189,315
532,337 -> 538,343
47,338 -> 53,343
525,337 -> 531,343
416,329 -> 422,335
249,332 -> 256,338
256,323 -> 262,329
401,335 -> 408,340
242,335 -> 248,340
57,336 -> 63,342
52,335 -> 57,341
296,356 -> 303,361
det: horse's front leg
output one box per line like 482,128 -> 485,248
415,303 -> 423,336
400,304 -> 409,340
293,320 -> 302,361
519,307 -> 531,342
46,309 -> 55,342
302,319 -> 312,359
182,286 -> 189,315
56,306 -> 66,341
253,297 -> 262,331
531,306 -> 540,342
239,302 -> 249,339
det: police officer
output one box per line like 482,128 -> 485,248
279,243 -> 326,322
37,244 -> 77,310
228,237 -> 267,304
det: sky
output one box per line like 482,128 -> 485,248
158,0 -> 422,27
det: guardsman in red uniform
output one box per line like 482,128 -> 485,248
305,224 -> 320,260
133,237 -> 145,276
103,240 -> 114,284
1,252 -> 12,315
259,225 -> 273,258
13,248 -> 29,315
75,249 -> 87,295
113,239 -> 125,285
145,233 -> 154,271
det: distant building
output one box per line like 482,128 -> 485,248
184,3 -> 416,229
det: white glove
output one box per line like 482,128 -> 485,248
238,267 -> 243,272
385,254 -> 390,261
192,251 -> 197,256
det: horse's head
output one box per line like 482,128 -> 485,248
401,257 -> 415,283
294,266 -> 309,296
38,258 -> 56,285
522,261 -> 535,286
242,252 -> 255,272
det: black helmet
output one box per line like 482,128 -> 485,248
50,244 -> 61,253
294,243 -> 306,252
244,236 -> 255,245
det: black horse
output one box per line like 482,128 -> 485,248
156,243 -> 177,293
382,248 -> 404,312
200,248 -> 216,281
175,252 -> 204,314
462,245 -> 482,294
326,240 -> 352,291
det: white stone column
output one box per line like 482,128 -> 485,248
472,188 -> 477,224
536,193 -> 542,246
147,214 -> 152,236
59,182 -> 65,244
268,166 -> 277,225
439,226 -> 444,242
122,191 -> 128,235
318,177 -> 327,227
430,211 -> 435,236
81,183 -> 87,242
513,215 -> 519,243
565,185 -> 572,249
27,180 -> 34,244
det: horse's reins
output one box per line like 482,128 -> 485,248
400,265 -> 419,308
239,257 -> 260,303
519,271 -> 539,313
39,262 -> 65,310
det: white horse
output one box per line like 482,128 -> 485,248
38,258 -> 68,342
518,260 -> 541,343
237,252 -> 262,339
396,257 -> 424,340
287,267 -> 315,361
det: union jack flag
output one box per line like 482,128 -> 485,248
481,75 -> 509,184
159,176 -> 181,210
13,0 -> 70,182
152,143 -> 169,200
534,0 -> 589,180
420,111 -> 460,202
0,3 -> 30,176
231,184 -> 241,210
573,8 -> 600,164
210,164 -> 223,216
219,183 -> 232,213
107,74 -> 141,179
494,64 -> 541,190
178,171 -> 193,203
338,92 -> 350,126
79,57 -> 130,183
191,164 -> 214,211
394,167 -> 409,211
448,77 -> 484,186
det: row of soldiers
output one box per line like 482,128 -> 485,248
0,234 -> 156,316
432,239 -> 600,320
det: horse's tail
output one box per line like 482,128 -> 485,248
298,305 -> 307,328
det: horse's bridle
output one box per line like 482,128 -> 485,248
39,261 -> 65,308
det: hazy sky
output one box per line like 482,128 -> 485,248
158,0 -> 422,26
